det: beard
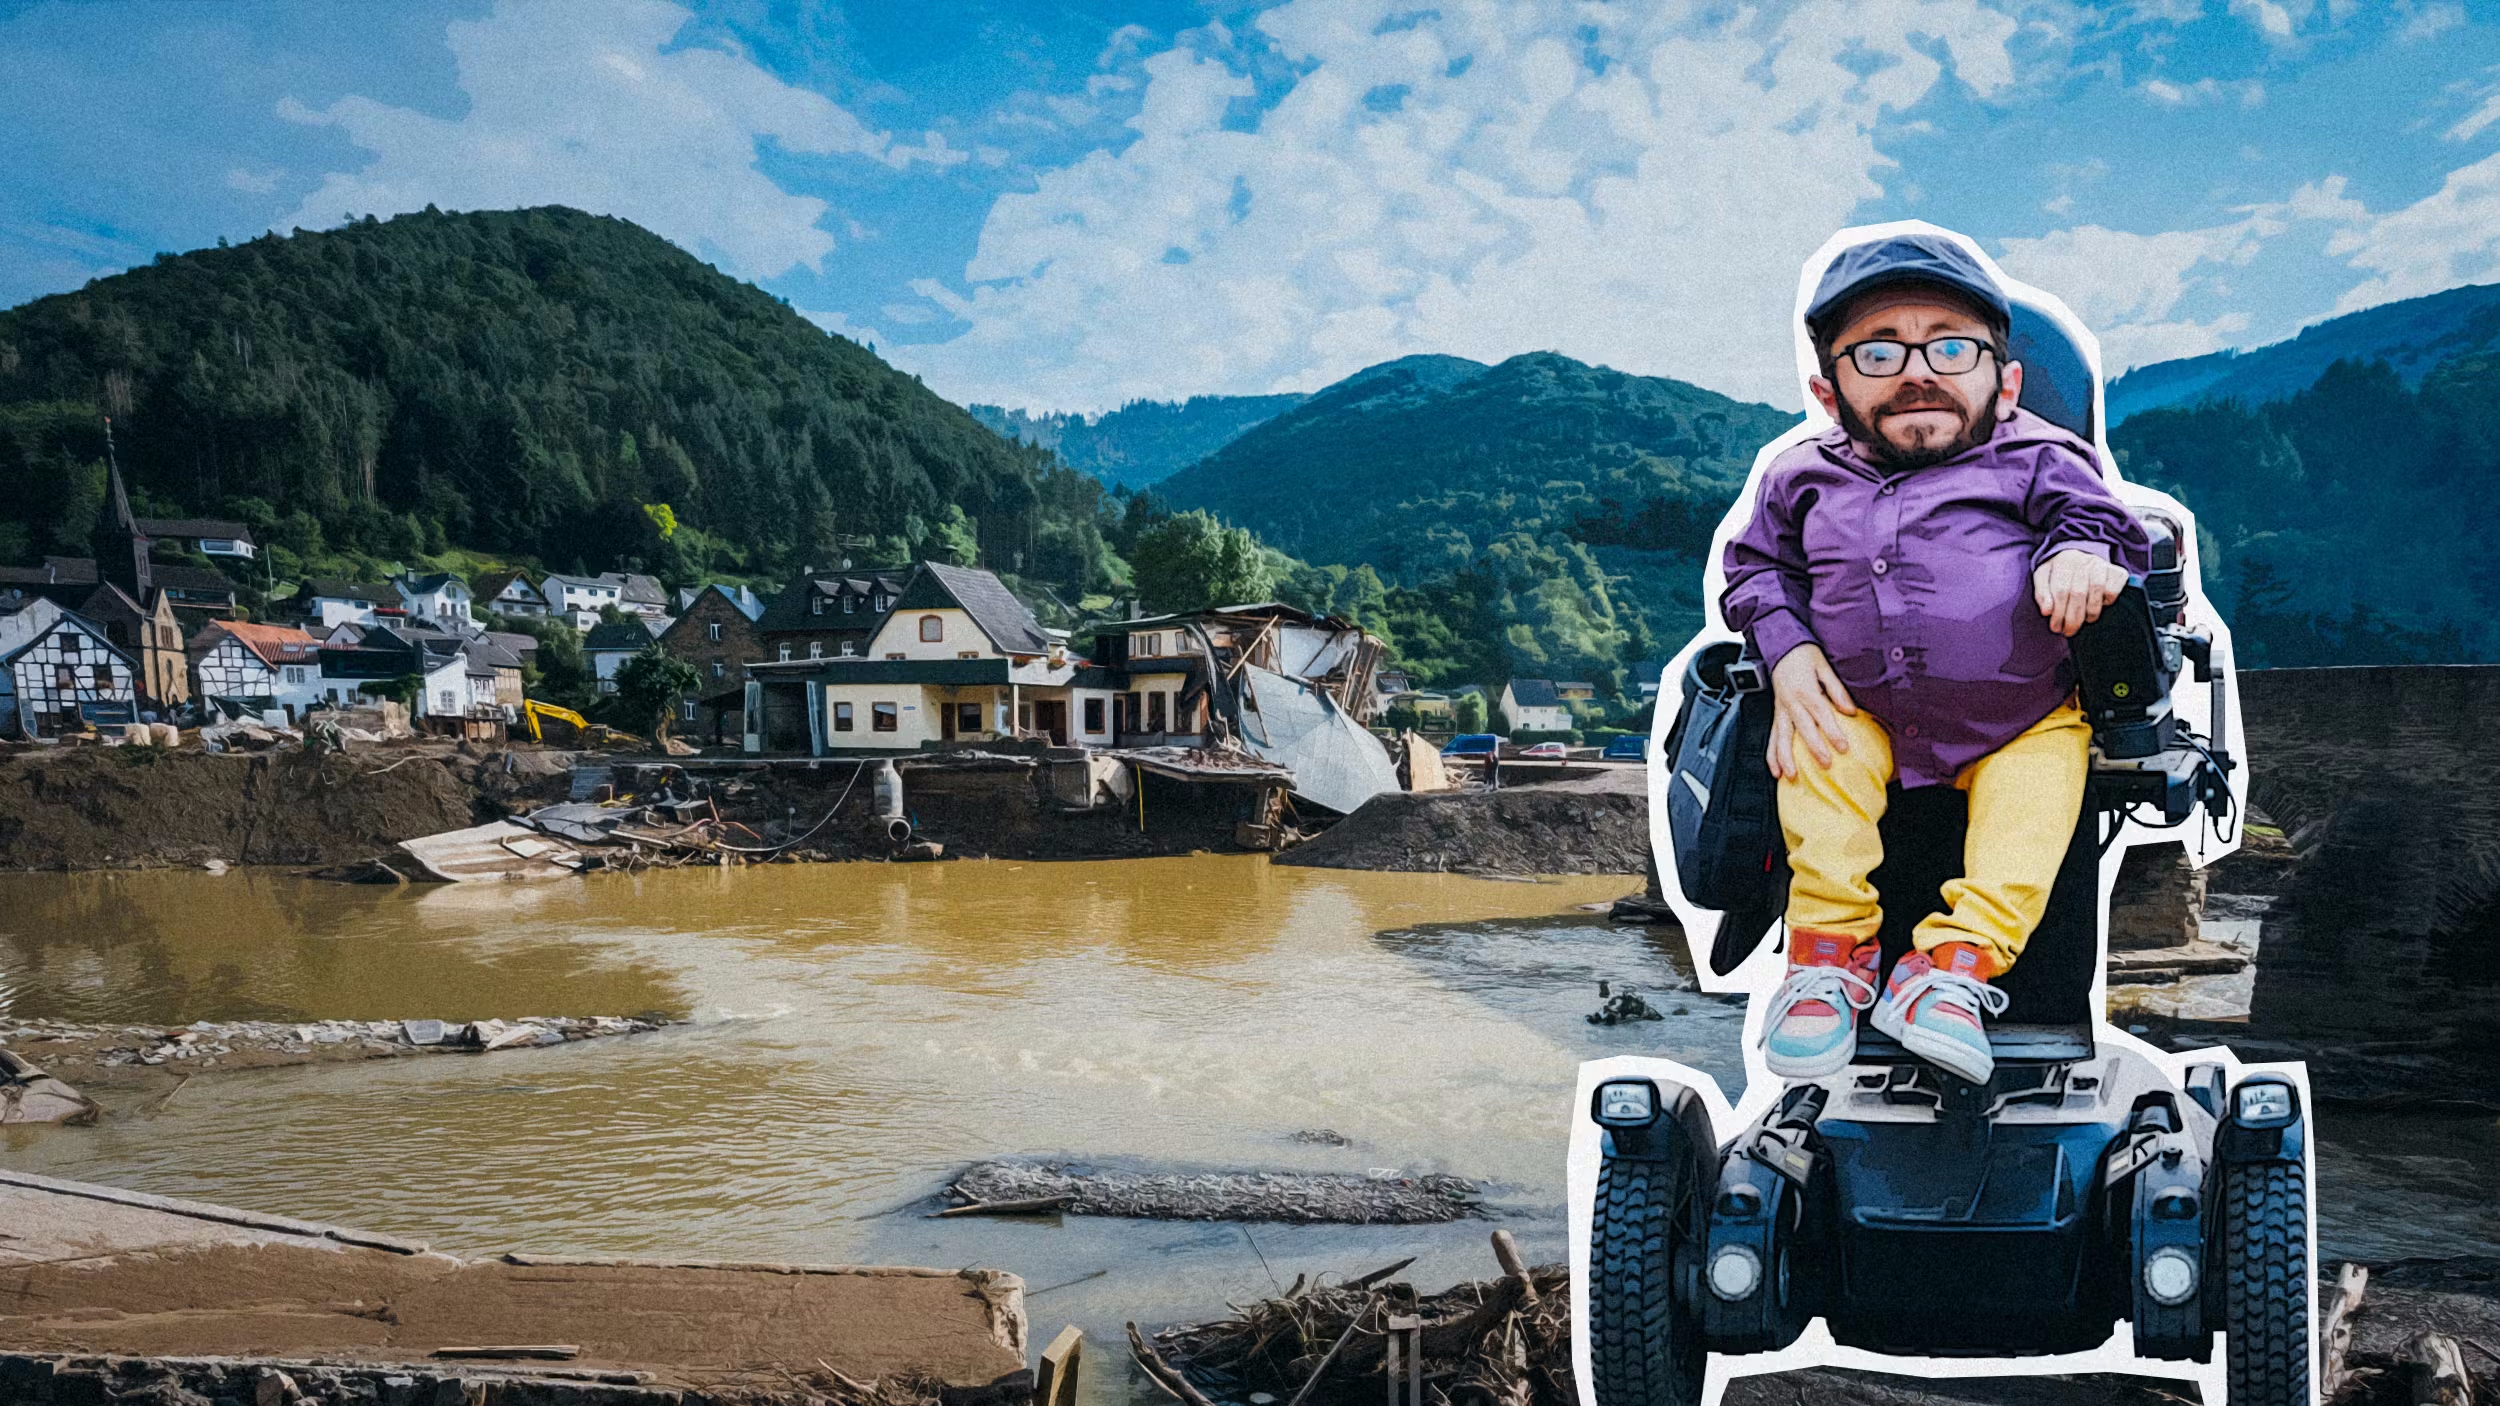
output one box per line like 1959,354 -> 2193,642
1833,371 -> 2002,471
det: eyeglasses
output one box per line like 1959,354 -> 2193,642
1836,336 -> 1994,378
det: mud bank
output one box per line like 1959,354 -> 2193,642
1277,769 -> 1649,876
0,746 -> 575,870
0,1170 -> 1029,1406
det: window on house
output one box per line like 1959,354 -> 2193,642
812,597 -> 825,616
1084,697 -> 1105,733
55,664 -> 74,691
1147,692 -> 1167,733
711,660 -> 725,678
809,641 -> 823,659
843,596 -> 856,614
61,634 -> 80,655
873,594 -> 889,611
956,702 -> 981,735
959,650 -> 979,660
707,621 -> 723,641
777,643 -> 793,661
439,690 -> 457,712
834,702 -> 854,732
920,615 -> 944,642
871,701 -> 898,732
885,652 -> 904,661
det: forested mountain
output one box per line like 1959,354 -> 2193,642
1157,351 -> 1799,688
0,206 -> 1120,597
2111,349 -> 2500,666
2107,280 -> 2500,424
969,391 -> 1304,489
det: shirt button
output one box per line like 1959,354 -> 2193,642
1881,484 -> 1897,496
1871,558 -> 1888,575
1889,646 -> 1904,662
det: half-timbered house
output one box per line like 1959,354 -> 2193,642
0,597 -> 139,738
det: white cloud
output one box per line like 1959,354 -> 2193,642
225,167 -> 284,195
2447,90 -> 2500,142
2326,149 -> 2500,312
1995,219 -> 2270,370
897,0 -> 2024,413
2139,76 -> 2265,107
2231,0 -> 2297,39
276,0 -> 942,281
2398,2 -> 2466,42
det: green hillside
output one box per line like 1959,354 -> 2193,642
2107,280 -> 2500,424
1156,350 -> 1799,690
2111,349 -> 2500,666
970,392 -> 1304,489
0,206 -> 1119,597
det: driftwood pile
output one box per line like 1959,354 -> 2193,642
1139,1233 -> 1567,1406
2321,1260 -> 2500,1406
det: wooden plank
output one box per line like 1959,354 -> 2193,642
1035,1324 -> 1083,1406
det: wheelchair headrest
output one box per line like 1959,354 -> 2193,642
2006,297 -> 2096,443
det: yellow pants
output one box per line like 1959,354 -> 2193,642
1778,698 -> 2090,977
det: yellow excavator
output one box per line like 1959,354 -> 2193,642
520,699 -> 640,748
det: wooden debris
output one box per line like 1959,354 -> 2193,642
1490,1231 -> 1539,1309
2323,1261 -> 2369,1402
1131,1321 -> 1222,1406
931,1194 -> 1076,1219
1035,1325 -> 1083,1406
2405,1332 -> 2471,1406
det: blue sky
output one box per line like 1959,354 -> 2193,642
5,0 -> 2499,414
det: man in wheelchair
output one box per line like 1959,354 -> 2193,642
1721,234 -> 2148,1086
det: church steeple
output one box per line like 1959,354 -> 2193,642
91,416 -> 152,600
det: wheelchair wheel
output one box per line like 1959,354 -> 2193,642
1588,1149 -> 1708,1406
2219,1157 -> 2309,1406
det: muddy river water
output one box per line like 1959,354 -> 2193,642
3,858 -> 2495,1390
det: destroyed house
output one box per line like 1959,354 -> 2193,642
1097,604 -> 1390,746
0,596 -> 140,737
748,562 -> 1113,753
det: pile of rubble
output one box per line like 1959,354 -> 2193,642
0,1014 -> 670,1076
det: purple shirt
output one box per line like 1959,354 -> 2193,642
1721,407 -> 2151,787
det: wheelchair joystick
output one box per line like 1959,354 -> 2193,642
2068,516 -> 2235,830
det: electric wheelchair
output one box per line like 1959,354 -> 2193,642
1592,297 -> 2310,1406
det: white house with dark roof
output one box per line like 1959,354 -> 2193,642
1499,678 -> 1573,734
396,571 -> 477,634
189,620 -> 325,719
301,580 -> 401,630
475,570 -> 550,619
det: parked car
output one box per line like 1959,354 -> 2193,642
1601,735 -> 1648,761
1519,741 -> 1570,759
1440,733 -> 1502,758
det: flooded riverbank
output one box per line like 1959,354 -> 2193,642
4,857 -> 2497,1403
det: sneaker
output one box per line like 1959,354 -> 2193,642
1757,931 -> 1880,1079
1870,943 -> 2010,1084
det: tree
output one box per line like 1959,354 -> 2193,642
1453,691 -> 1488,733
613,645 -> 700,741
1129,510 -> 1272,613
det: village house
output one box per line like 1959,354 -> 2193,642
395,572 -> 478,634
585,618 -> 664,694
315,624 -> 472,719
608,571 -> 670,620
188,620 -> 325,720
0,468 -> 202,709
0,595 -> 140,738
475,570 -> 550,620
298,580 -> 404,630
463,634 -> 526,717
746,562 -> 1113,754
1499,679 -> 1574,734
658,584 -> 766,744
755,569 -> 907,665
132,516 -> 255,563
540,573 -> 625,629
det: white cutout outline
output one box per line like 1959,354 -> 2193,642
1572,219 -> 2316,1404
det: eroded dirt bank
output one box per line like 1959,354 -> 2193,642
1277,768 -> 1650,876
0,746 -> 575,870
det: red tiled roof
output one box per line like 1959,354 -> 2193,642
200,619 -> 322,669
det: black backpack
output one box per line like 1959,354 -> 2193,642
1660,641 -> 1790,974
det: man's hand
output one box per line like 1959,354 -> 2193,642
1767,643 -> 1858,780
2032,548 -> 2131,637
